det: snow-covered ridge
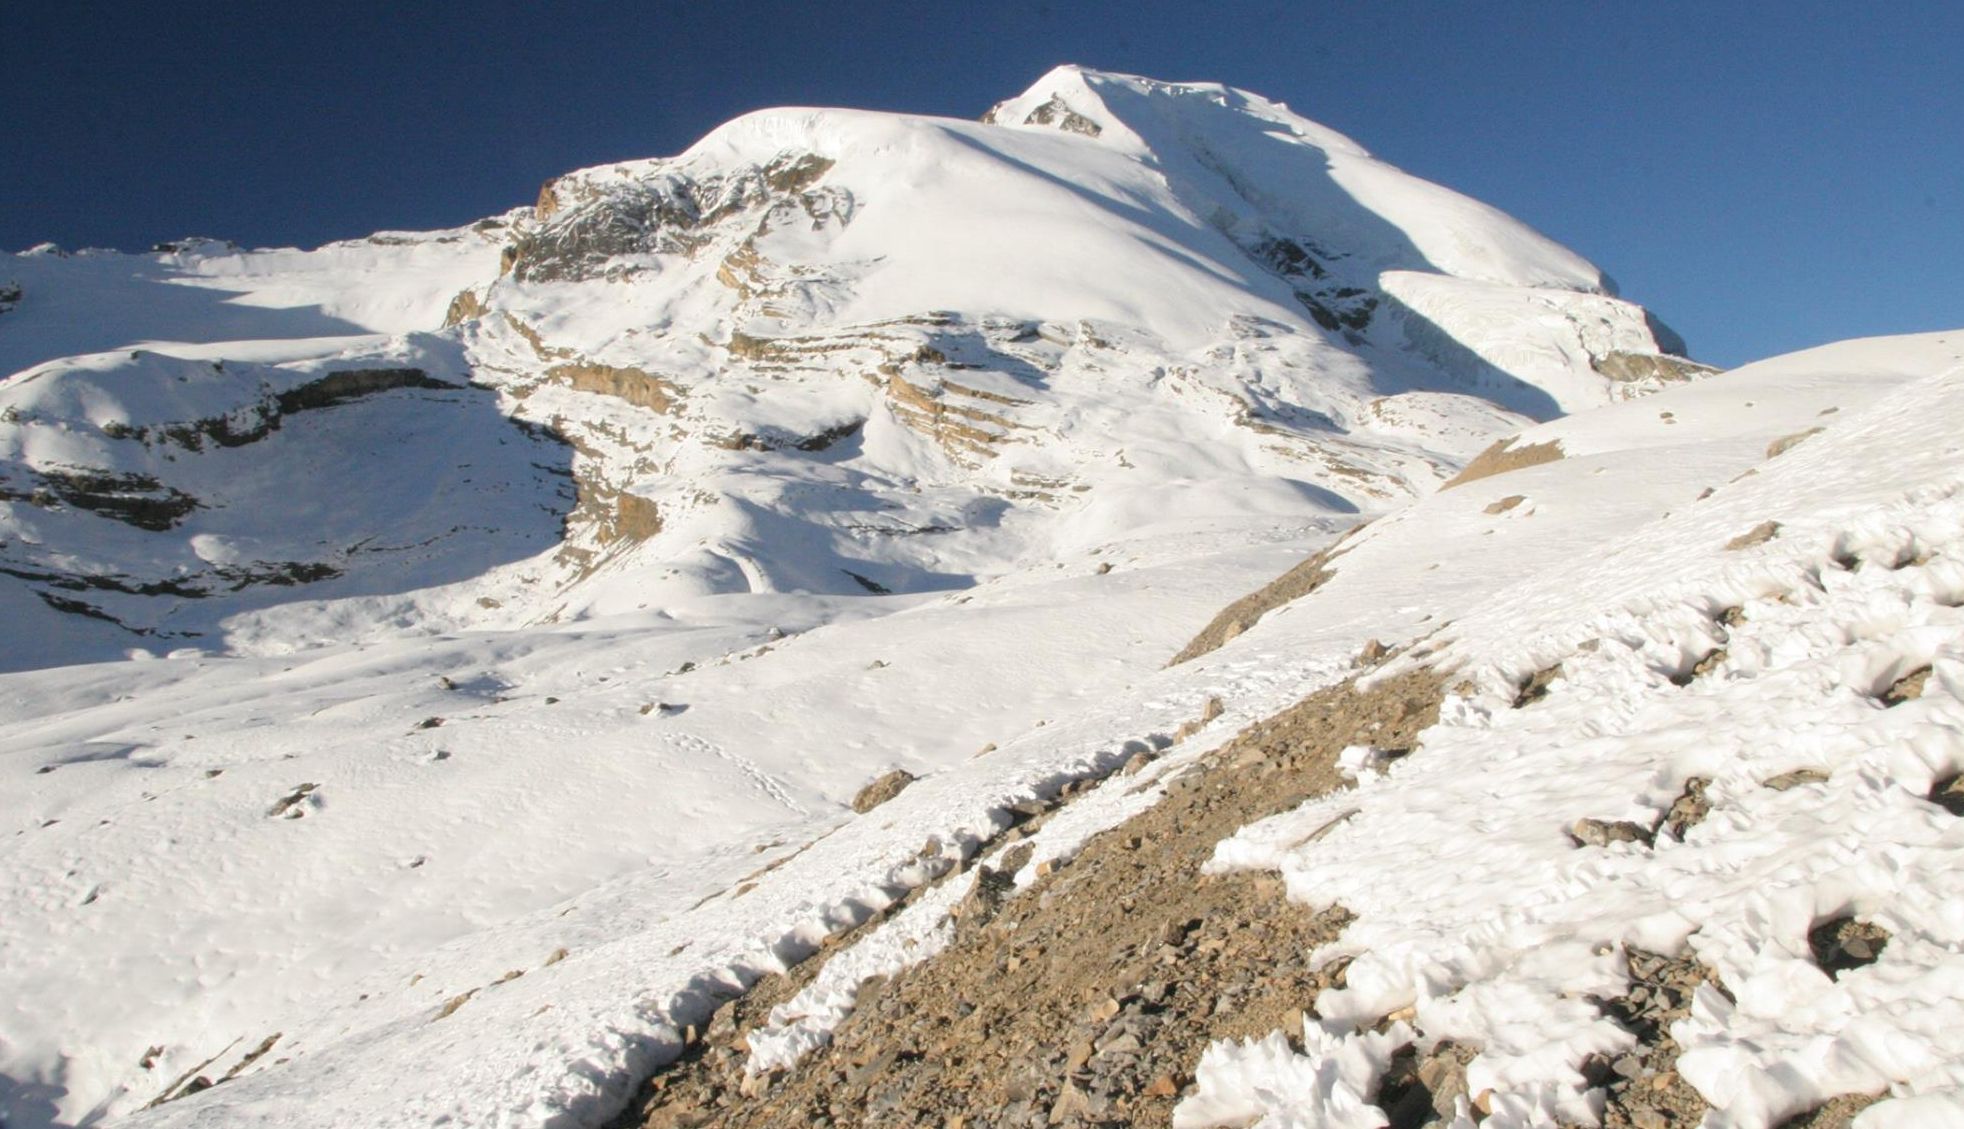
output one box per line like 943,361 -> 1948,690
3,67 -> 1695,673
989,66 -> 1610,293
0,68 -> 1728,1129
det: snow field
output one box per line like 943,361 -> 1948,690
4,64 -> 1945,1129
1191,363 -> 1964,1128
636,334 -> 1964,1124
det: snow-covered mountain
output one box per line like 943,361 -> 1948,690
7,66 -> 1956,1129
0,66 -> 1701,669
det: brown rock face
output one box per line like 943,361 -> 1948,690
1592,352 -> 1719,387
618,667 -> 1445,1129
443,288 -> 488,327
1021,96 -> 1103,136
613,493 -> 664,544
547,361 -> 683,415
503,154 -> 837,284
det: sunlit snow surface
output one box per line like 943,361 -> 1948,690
1,63 -> 1956,1129
1196,344 -> 1964,1129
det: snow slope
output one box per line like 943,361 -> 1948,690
0,67 -> 1755,1129
1193,332 -> 1964,1128
721,331 -> 1964,1123
13,311 -> 1953,1129
0,225 -> 514,379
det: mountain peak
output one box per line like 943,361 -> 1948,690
36,67 -> 1964,1129
983,66 -> 1607,298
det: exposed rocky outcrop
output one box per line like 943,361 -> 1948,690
1244,234 -> 1379,336
1724,520 -> 1782,551
878,369 -> 1022,463
97,368 -> 457,453
1593,351 -> 1719,388
716,419 -> 866,454
621,667 -> 1445,1129
1439,437 -> 1566,490
274,368 -> 454,413
547,361 -> 684,415
0,364 -> 550,624
2,558 -> 341,603
26,468 -> 201,531
1169,524 -> 1368,665
503,154 -> 839,283
443,287 -> 488,327
611,491 -> 665,544
1020,95 -> 1103,136
557,457 -> 661,556
1765,426 -> 1826,460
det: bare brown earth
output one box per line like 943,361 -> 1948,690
619,664 -> 1446,1129
607,597 -> 1799,1128
1439,437 -> 1566,490
1764,427 -> 1826,460
1167,524 -> 1368,666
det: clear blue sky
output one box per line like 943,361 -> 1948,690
3,1 -> 1958,368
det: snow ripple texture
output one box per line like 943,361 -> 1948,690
1198,367 -> 1964,1128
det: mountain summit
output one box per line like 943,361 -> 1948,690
1,68 -> 1698,666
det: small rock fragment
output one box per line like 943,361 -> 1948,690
851,769 -> 918,813
1514,663 -> 1563,708
1658,777 -> 1712,841
1724,520 -> 1781,551
1808,915 -> 1889,978
1929,773 -> 1964,816
266,783 -> 319,819
1570,817 -> 1654,849
1882,665 -> 1931,706
1672,648 -> 1726,685
1355,638 -> 1392,666
1764,768 -> 1830,791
